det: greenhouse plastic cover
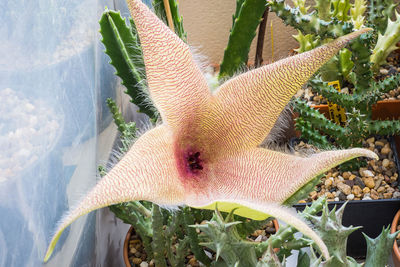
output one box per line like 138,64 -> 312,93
0,0 -> 150,266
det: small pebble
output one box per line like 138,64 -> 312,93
354,177 -> 365,188
381,145 -> 391,155
347,194 -> 355,200
337,183 -> 351,195
361,169 -> 374,177
384,192 -> 393,199
377,186 -> 386,193
363,177 -> 375,189
394,192 -> 400,198
344,180 -> 355,187
352,185 -> 363,197
363,187 -> 371,194
325,178 -> 333,187
371,189 -> 379,200
132,258 -> 142,265
382,159 -> 390,168
342,172 -> 351,179
339,192 -> 347,201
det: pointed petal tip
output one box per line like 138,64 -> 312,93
349,147 -> 378,160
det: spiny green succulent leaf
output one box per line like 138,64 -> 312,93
183,207 -> 211,265
268,0 -> 354,38
151,204 -> 168,267
349,31 -> 373,92
364,226 -> 399,267
256,245 -> 284,266
371,12 -> 400,71
314,0 -> 331,20
303,201 -> 362,266
259,198 -> 327,255
219,0 -> 268,79
331,0 -> 351,22
106,98 -> 137,152
367,120 -> 400,136
350,0 -> 367,29
293,98 -> 346,138
99,9 -> 157,119
293,0 -> 309,15
297,249 -> 310,267
368,0 -> 397,34
293,31 -> 320,53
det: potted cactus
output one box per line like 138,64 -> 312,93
268,0 -> 400,257
41,0 -> 400,265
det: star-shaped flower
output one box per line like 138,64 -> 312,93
44,0 -> 375,262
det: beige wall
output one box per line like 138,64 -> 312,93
179,0 -> 299,65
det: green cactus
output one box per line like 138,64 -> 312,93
256,245 -> 284,267
293,31 -> 320,53
183,207 -> 211,265
350,0 -> 367,29
368,0 -> 398,34
314,0 -> 330,20
219,0 -> 268,79
292,0 -> 309,15
364,226 -> 400,267
371,12 -> 400,71
331,0 -> 351,22
269,0 -> 400,157
304,202 -> 361,266
99,10 -> 158,119
194,209 -> 259,266
267,1 -> 354,38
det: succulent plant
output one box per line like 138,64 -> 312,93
268,0 -> 400,165
41,1 -> 398,266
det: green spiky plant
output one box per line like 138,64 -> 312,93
92,1 -> 398,266
268,0 -> 400,169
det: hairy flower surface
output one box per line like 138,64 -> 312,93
44,0 -> 375,262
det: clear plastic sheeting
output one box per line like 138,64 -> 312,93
0,0 -> 146,266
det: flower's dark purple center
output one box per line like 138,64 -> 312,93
186,151 -> 203,172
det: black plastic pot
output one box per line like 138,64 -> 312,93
293,136 -> 400,258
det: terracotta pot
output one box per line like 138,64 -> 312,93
391,209 -> 400,267
123,219 -> 280,266
123,226 -> 134,267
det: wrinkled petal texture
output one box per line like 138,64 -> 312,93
127,0 -> 211,137
208,29 -> 371,154
44,126 -> 184,262
185,148 -> 377,210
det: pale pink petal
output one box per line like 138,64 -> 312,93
126,0 -> 211,132
44,126 -> 184,262
185,147 -> 377,207
207,29 -> 371,153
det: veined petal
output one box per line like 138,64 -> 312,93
185,147 -> 377,210
195,200 -> 330,260
126,0 -> 211,131
207,29 -> 371,153
44,125 -> 184,262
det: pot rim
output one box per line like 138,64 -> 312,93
123,226 -> 134,267
391,209 -> 400,262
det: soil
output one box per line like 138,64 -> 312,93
295,136 -> 400,203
